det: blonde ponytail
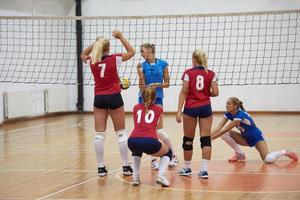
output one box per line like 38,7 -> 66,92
91,37 -> 110,64
193,49 -> 208,67
91,41 -> 103,64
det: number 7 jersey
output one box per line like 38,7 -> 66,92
182,66 -> 217,108
90,54 -> 122,95
130,104 -> 163,139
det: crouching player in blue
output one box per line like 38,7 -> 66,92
212,97 -> 298,163
128,86 -> 173,187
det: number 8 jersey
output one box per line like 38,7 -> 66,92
130,104 -> 163,139
181,66 -> 217,108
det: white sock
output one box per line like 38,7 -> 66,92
163,139 -> 175,155
94,132 -> 105,168
132,156 -> 141,179
158,156 -> 171,177
221,132 -> 244,154
157,129 -> 176,155
184,160 -> 192,169
264,149 -> 287,163
116,129 -> 129,166
200,159 -> 209,172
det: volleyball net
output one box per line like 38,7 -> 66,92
0,9 -> 299,86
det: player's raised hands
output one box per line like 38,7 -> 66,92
112,29 -> 123,39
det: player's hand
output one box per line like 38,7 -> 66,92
112,29 -> 123,39
176,111 -> 182,123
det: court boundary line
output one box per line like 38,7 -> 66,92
115,170 -> 300,193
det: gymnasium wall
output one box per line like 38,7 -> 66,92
0,0 -> 300,123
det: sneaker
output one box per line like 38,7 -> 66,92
178,167 -> 192,176
286,150 -> 298,161
228,152 -> 246,162
98,166 -> 108,177
198,171 -> 208,179
156,176 -> 170,187
169,155 -> 179,167
123,165 -> 133,176
151,159 -> 159,171
132,177 -> 141,186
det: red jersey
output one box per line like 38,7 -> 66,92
90,54 -> 122,95
130,104 -> 163,139
181,66 -> 217,108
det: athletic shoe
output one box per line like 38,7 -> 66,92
123,165 -> 133,176
285,150 -> 298,161
198,171 -> 208,179
132,177 -> 141,186
169,155 -> 179,167
151,158 -> 159,171
178,167 -> 192,176
98,166 -> 108,177
156,176 -> 170,187
228,152 -> 246,162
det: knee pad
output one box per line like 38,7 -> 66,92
116,129 -> 128,143
157,129 -> 170,142
200,136 -> 211,149
95,132 -> 106,142
162,149 -> 173,161
264,153 -> 275,164
182,136 -> 194,151
132,152 -> 143,157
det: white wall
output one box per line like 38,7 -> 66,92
1,0 -> 300,124
0,0 -> 76,123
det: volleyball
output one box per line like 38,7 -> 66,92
120,76 -> 131,90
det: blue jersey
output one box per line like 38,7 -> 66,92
139,59 -> 168,99
224,109 -> 264,146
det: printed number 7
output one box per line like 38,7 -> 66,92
99,63 -> 106,78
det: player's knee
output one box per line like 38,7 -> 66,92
157,129 -> 170,142
200,136 -> 211,149
116,129 -> 128,143
162,148 -> 173,161
182,136 -> 194,151
264,153 -> 275,164
95,131 -> 106,142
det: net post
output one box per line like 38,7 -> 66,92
75,0 -> 84,112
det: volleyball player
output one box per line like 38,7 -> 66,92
137,43 -> 178,170
128,86 -> 172,187
80,30 -> 135,176
211,97 -> 298,163
176,49 -> 219,178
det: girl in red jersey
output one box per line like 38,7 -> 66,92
128,87 -> 173,187
176,49 -> 219,179
81,30 -> 135,177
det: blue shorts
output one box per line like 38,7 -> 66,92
183,104 -> 212,118
243,133 -> 265,147
128,137 -> 162,155
138,97 -> 163,106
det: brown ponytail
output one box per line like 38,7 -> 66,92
229,97 -> 246,111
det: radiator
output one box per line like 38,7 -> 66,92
3,91 -> 33,119
44,88 -> 68,113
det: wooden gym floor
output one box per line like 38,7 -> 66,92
0,113 -> 299,200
